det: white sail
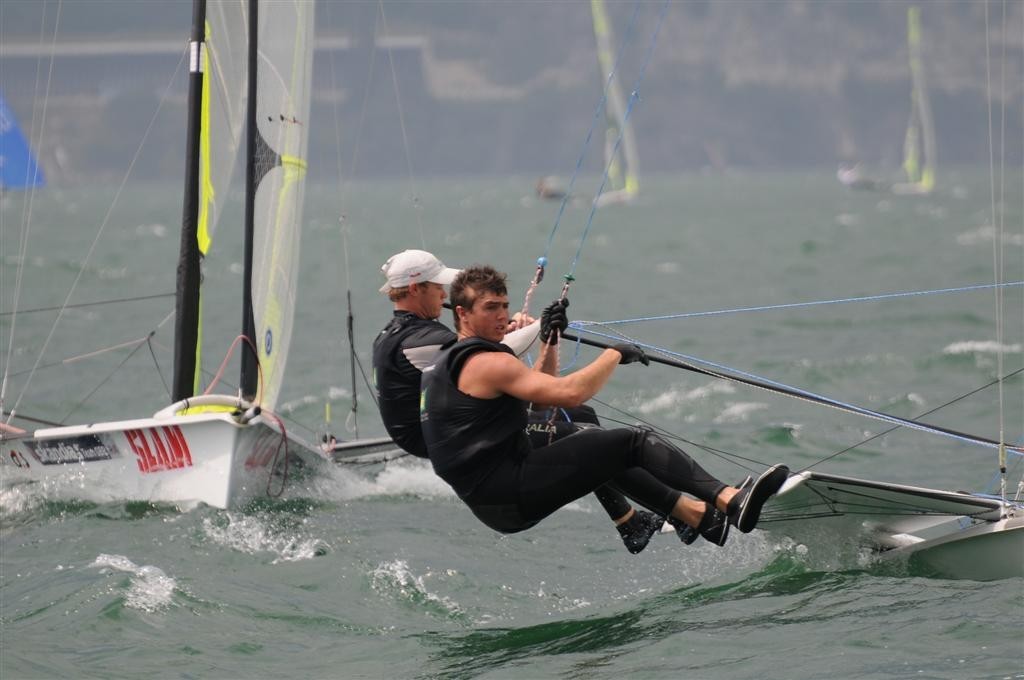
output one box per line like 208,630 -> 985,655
200,1 -> 248,253
250,0 -> 314,410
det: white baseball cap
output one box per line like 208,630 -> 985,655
379,249 -> 461,294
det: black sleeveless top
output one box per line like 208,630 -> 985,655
372,311 -> 456,458
420,337 -> 529,497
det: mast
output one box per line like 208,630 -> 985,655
172,0 -> 207,402
240,0 -> 259,401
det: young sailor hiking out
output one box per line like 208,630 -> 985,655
420,265 -> 789,541
372,250 -> 666,553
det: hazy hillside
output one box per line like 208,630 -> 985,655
1,0 -> 1021,184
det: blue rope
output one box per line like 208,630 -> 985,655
568,0 -> 671,280
568,326 -> 1022,454
572,281 -> 1024,327
539,1 -> 644,263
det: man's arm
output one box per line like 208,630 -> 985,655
459,348 -> 623,407
501,321 -> 540,356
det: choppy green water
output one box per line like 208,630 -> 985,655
2,172 -> 1023,679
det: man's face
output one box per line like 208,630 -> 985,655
458,289 -> 509,342
411,281 -> 447,319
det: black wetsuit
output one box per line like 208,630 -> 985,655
373,311 -> 455,458
421,338 -> 726,533
373,312 -> 633,521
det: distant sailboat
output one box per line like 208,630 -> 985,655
0,92 -> 45,190
590,0 -> 638,208
838,6 -> 935,195
892,5 -> 936,195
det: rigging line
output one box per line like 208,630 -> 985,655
377,0 -> 425,249
0,292 -> 175,317
567,0 -> 670,281
1,410 -> 61,428
4,48 -> 188,429
806,367 -> 1024,471
539,0 -> 644,261
59,330 -> 155,424
985,0 -> 1010,498
571,281 -> 1024,327
356,351 -> 378,409
5,308 -> 175,379
2,0 -> 61,418
562,330 -> 1024,455
586,395 -> 765,473
146,334 -> 171,401
325,2 -> 379,438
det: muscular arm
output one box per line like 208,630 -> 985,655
458,347 -> 623,407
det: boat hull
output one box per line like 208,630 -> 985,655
882,515 -> 1024,581
0,411 -> 327,509
764,471 -> 1023,581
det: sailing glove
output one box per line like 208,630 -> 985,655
540,298 -> 569,345
612,343 -> 649,366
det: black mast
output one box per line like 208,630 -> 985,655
172,0 -> 207,402
239,0 -> 259,401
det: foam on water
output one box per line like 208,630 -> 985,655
713,401 -> 769,423
956,225 -> 1024,247
308,457 -> 456,501
0,482 -> 45,518
944,340 -> 1022,355
634,380 -> 735,416
90,553 -> 177,612
200,512 -> 328,563
370,559 -> 464,618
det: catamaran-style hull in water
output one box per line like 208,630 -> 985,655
763,471 -> 1023,581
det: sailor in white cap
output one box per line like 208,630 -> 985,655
372,251 -> 665,554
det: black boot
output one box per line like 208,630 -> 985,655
727,465 -> 789,533
672,475 -> 752,547
617,510 -> 665,554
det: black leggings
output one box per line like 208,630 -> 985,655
464,427 -> 726,533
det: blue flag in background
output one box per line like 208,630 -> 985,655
0,92 -> 45,189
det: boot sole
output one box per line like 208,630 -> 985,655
735,465 -> 789,533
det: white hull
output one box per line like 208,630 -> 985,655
764,471 -> 1023,581
876,513 -> 1024,581
1,406 -> 328,509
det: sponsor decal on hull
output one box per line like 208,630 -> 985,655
124,426 -> 193,473
26,434 -> 120,465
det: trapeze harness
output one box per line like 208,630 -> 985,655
421,338 -> 727,533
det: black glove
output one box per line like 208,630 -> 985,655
539,298 -> 569,345
612,343 -> 649,366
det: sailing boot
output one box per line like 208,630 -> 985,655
727,464 -> 790,533
671,475 -> 753,547
617,509 -> 665,554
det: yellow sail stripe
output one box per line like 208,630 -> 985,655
256,153 -> 307,405
198,22 -> 215,256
